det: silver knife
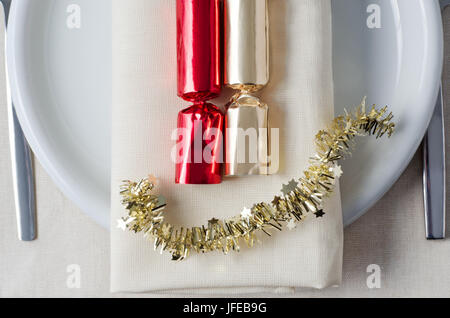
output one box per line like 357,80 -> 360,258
1,0 -> 37,241
423,0 -> 449,240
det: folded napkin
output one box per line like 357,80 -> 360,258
111,0 -> 343,294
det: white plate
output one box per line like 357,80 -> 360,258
8,0 -> 443,229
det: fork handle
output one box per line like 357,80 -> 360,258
7,103 -> 36,241
2,0 -> 37,241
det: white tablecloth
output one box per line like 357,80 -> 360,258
0,8 -> 449,298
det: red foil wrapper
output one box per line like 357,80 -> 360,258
177,0 -> 221,102
175,103 -> 224,184
175,0 -> 224,184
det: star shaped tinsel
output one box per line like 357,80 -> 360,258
271,196 -> 281,206
209,218 -> 219,225
314,210 -> 326,218
240,207 -> 252,220
147,174 -> 160,187
281,179 -> 298,196
116,217 -> 135,231
286,219 -> 297,230
332,165 -> 343,178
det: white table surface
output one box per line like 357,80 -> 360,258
0,10 -> 449,298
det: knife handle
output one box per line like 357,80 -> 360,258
423,86 -> 446,239
7,102 -> 36,241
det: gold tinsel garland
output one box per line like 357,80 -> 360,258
119,99 -> 395,261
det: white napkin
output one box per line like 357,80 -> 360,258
111,0 -> 343,294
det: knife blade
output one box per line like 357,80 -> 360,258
1,0 -> 37,241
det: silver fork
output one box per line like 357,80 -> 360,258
1,0 -> 36,241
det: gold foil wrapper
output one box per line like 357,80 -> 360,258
225,94 -> 270,176
224,0 -> 269,88
224,0 -> 271,176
